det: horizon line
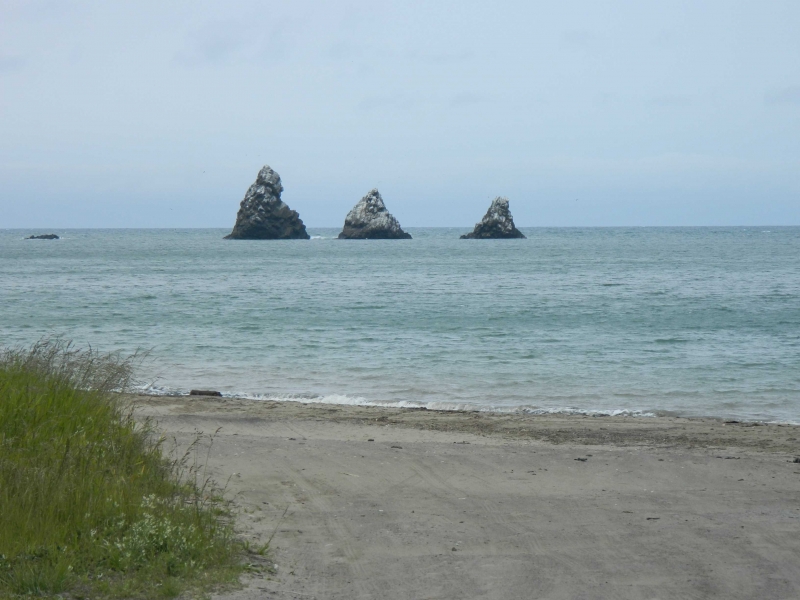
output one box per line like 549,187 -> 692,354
3,225 -> 799,231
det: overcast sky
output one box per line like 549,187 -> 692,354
1,0 -> 799,228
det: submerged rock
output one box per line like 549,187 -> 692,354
338,189 -> 411,239
26,234 -> 59,240
225,165 -> 309,240
190,389 -> 222,397
460,197 -> 526,239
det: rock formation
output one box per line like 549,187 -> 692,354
26,234 -> 59,240
460,197 -> 526,239
338,189 -> 411,239
225,165 -> 309,240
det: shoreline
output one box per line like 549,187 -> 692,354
133,392 -> 800,452
137,388 -> 800,426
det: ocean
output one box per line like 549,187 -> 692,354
2,227 -> 799,422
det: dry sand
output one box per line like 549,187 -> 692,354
133,395 -> 800,600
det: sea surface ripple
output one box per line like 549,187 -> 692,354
2,227 -> 798,422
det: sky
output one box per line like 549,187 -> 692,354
1,0 -> 799,228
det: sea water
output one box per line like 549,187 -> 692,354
2,227 -> 799,422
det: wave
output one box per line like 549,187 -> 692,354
134,384 -> 656,418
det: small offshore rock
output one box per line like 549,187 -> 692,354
461,197 -> 526,239
190,389 -> 222,397
338,189 -> 411,239
225,165 -> 309,240
26,234 -> 59,240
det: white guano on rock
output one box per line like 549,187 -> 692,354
338,189 -> 411,239
461,197 -> 526,239
225,165 -> 309,240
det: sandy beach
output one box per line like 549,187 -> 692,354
133,395 -> 800,600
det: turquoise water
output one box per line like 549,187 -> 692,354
2,227 -> 799,421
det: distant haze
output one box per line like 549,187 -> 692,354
1,0 -> 799,227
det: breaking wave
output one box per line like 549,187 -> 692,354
136,384 -> 656,417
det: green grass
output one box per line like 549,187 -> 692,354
0,340 -> 244,598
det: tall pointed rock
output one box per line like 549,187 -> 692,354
461,197 -> 526,239
225,165 -> 309,240
338,189 -> 412,239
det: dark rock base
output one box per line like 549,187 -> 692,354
460,228 -> 525,239
337,229 -> 412,240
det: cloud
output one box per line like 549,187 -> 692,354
327,41 -> 360,60
532,153 -> 795,179
357,94 -> 415,112
0,55 -> 25,73
404,49 -> 473,65
176,19 -> 289,66
649,94 -> 692,107
765,86 -> 800,105
449,92 -> 488,107
176,21 -> 249,65
328,43 -> 473,66
653,30 -> 674,48
561,30 -> 594,48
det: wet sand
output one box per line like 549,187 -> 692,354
133,395 -> 800,600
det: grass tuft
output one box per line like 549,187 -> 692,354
0,340 -> 243,598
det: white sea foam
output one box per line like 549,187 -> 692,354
135,384 -> 656,418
